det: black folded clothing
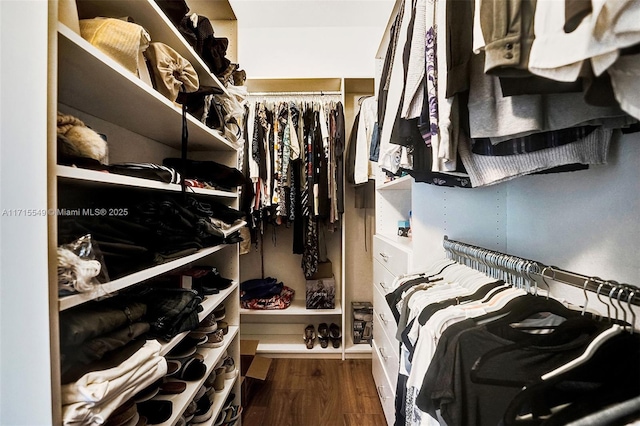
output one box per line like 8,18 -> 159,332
108,163 -> 181,184
240,277 -> 284,301
163,158 -> 247,190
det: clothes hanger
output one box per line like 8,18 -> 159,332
539,284 -> 626,381
469,314 -> 604,387
501,320 -> 640,426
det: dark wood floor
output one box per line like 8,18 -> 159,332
242,358 -> 387,426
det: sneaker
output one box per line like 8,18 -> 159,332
217,320 -> 229,335
196,312 -> 218,333
213,304 -> 226,320
222,356 -> 238,379
213,366 -> 226,392
191,395 -> 213,423
202,329 -> 224,348
183,401 -> 197,423
214,405 -> 242,426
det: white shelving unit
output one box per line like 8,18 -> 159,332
51,1 -> 243,424
238,77 -> 375,358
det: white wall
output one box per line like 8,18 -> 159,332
505,132 -> 640,285
0,1 -> 54,424
231,0 -> 394,78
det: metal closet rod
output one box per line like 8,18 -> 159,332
442,236 -> 640,307
247,91 -> 342,96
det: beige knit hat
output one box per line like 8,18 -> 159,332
80,18 -> 150,75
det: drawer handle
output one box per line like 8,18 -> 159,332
378,346 -> 390,361
379,313 -> 389,325
379,252 -> 389,262
376,385 -> 389,401
379,281 -> 389,292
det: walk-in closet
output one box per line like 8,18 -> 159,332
1,0 -> 639,425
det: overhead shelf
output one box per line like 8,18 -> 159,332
57,23 -> 235,152
377,174 -> 412,190
57,165 -> 238,198
73,0 -> 227,92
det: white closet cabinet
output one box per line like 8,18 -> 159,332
238,77 -> 376,358
52,0 -> 243,424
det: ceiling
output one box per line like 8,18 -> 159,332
187,0 -> 394,29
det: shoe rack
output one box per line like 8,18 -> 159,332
50,0 -> 242,423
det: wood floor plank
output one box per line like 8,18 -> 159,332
343,413 -> 388,426
342,359 -> 384,414
242,358 -> 386,426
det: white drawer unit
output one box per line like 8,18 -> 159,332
372,338 -> 396,426
373,281 -> 398,346
373,310 -> 400,390
373,235 -> 411,277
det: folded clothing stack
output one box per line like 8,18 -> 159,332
59,299 -> 150,384
240,277 -> 295,310
58,193 -> 245,279
61,341 -> 167,426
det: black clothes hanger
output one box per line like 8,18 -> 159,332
473,292 -> 588,328
469,316 -> 608,387
501,332 -> 640,426
417,280 -> 506,325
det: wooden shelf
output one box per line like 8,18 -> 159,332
376,174 -> 412,190
154,326 -> 239,426
59,245 -> 231,311
240,299 -> 342,316
73,0 -> 227,93
57,23 -> 234,152
57,166 -> 238,198
241,333 -> 343,355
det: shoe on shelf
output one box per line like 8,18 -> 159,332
196,312 -> 218,333
317,323 -> 329,348
191,394 -> 214,424
202,329 -> 225,348
214,405 -> 243,426
222,356 -> 238,379
217,320 -> 229,335
213,366 -> 226,392
213,304 -> 226,320
303,325 -> 316,349
329,323 -> 341,348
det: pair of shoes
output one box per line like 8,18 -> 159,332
309,323 -> 341,349
303,324 -> 317,349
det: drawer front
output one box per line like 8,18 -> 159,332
373,259 -> 397,295
373,312 -> 400,388
373,277 -> 398,341
373,235 -> 410,277
372,339 -> 396,426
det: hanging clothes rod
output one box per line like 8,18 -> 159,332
442,236 -> 640,307
247,91 -> 342,97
